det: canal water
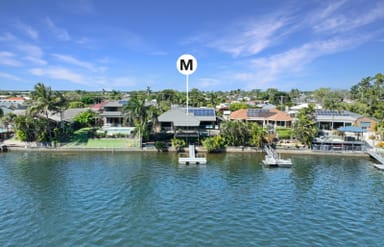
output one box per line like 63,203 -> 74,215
1,151 -> 384,246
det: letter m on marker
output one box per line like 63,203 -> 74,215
180,59 -> 193,71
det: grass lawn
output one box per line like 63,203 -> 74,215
62,128 -> 140,148
276,127 -> 293,139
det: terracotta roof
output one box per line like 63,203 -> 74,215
267,109 -> 292,121
229,109 -> 247,120
230,108 -> 292,122
3,97 -> 25,101
90,101 -> 109,110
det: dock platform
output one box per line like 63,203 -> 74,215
178,145 -> 207,165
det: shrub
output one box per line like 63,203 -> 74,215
202,135 -> 226,153
171,138 -> 186,152
155,141 -> 167,152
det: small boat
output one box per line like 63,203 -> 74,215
262,146 -> 292,168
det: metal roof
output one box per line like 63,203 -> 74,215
316,110 -> 362,122
158,107 -> 216,127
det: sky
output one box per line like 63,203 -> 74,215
0,0 -> 383,92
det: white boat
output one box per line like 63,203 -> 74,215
262,146 -> 292,168
178,145 -> 207,165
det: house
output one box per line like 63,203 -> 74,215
100,101 -> 124,127
316,110 -> 363,130
355,116 -> 377,132
0,97 -> 27,110
158,106 -> 219,138
229,108 -> 292,128
89,101 -> 109,113
48,108 -> 89,124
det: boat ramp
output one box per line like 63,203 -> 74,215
367,149 -> 384,171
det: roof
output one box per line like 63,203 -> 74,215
267,109 -> 292,121
230,109 -> 247,120
48,108 -> 89,122
158,108 -> 199,127
90,101 -> 109,110
316,110 -> 362,122
1,97 -> 25,101
230,108 -> 292,122
158,107 -> 216,127
102,101 -> 123,108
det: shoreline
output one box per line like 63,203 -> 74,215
2,143 -> 369,157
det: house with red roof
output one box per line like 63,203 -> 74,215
229,108 -> 292,128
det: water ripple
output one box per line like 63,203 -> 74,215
1,152 -> 384,246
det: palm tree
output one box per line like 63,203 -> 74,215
294,103 -> 318,148
249,122 -> 267,148
29,83 -> 68,142
125,93 -> 154,141
323,92 -> 344,130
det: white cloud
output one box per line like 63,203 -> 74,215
52,54 -> 98,71
29,67 -> 88,85
313,1 -> 384,33
0,51 -> 22,66
15,21 -> 39,40
23,56 -> 47,65
239,36 -> 367,88
188,15 -> 291,57
0,72 -> 21,81
16,44 -> 43,58
45,17 -> 70,41
16,44 -> 46,65
0,32 -> 17,42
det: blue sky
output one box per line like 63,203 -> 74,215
0,0 -> 383,92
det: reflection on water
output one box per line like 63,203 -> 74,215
1,151 -> 384,246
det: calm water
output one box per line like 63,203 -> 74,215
1,151 -> 384,246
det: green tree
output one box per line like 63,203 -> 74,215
294,103 -> 318,148
81,95 -> 95,105
73,110 -> 99,130
322,91 -> 344,130
69,101 -> 85,108
28,83 -> 68,141
125,93 -> 155,141
0,113 -> 16,130
171,138 -> 186,152
189,88 -> 205,107
202,135 -> 226,153
249,122 -> 266,148
220,120 -> 250,146
229,102 -> 248,111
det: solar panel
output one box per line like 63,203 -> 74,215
247,109 -> 269,117
188,108 -> 215,116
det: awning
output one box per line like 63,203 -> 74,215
337,126 -> 365,133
